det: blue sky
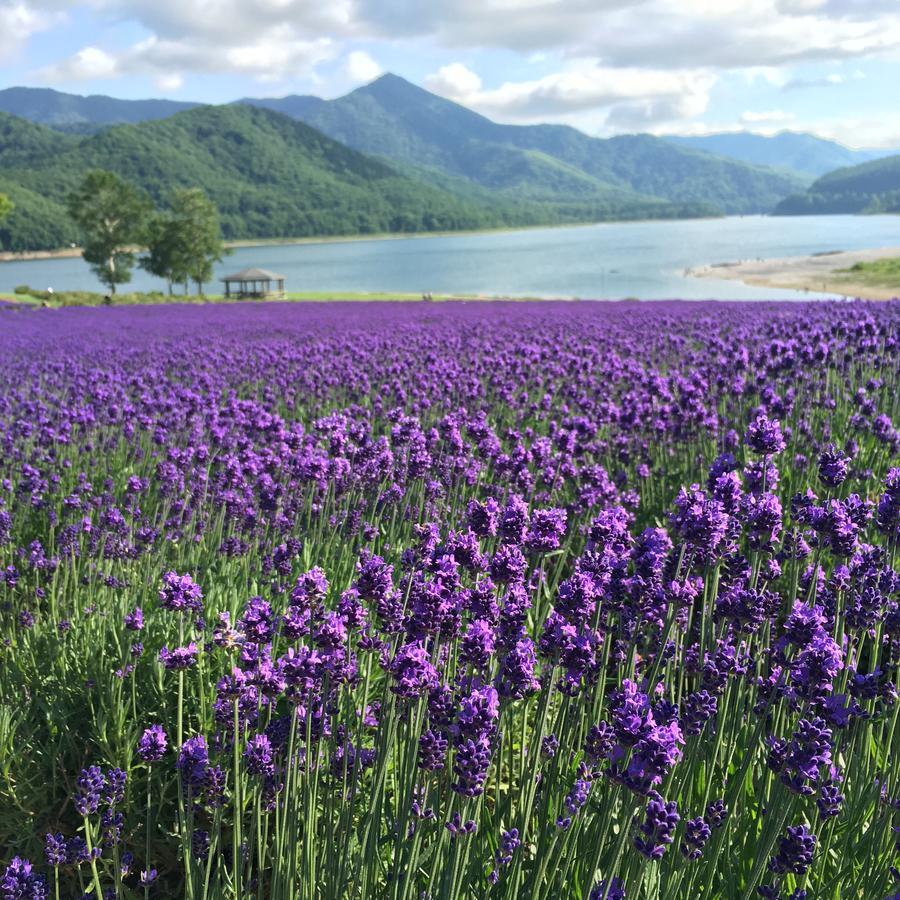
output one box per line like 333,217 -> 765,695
1,0 -> 898,146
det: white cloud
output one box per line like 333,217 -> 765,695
740,109 -> 796,123
38,30 -> 337,85
7,0 -> 900,142
154,72 -> 184,92
802,115 -> 900,148
425,61 -> 715,130
344,50 -> 382,83
38,45 -> 117,81
424,63 -> 483,97
353,0 -> 900,69
782,68 -> 866,89
0,2 -> 59,56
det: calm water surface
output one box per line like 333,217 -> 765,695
2,215 -> 898,300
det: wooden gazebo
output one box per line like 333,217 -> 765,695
222,268 -> 286,300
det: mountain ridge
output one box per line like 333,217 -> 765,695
0,104 -> 712,252
239,74 -> 804,216
774,153 -> 900,215
664,130 -> 895,180
0,86 -> 199,132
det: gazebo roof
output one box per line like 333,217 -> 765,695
221,268 -> 286,282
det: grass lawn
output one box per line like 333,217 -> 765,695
835,257 -> 900,289
0,289 -> 526,308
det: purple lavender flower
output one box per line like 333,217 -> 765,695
557,767 -> 593,828
452,734 -> 493,797
491,827 -> 520,878
177,735 -> 210,793
244,734 -> 275,777
44,833 -> 66,867
682,816 -> 711,859
634,792 -> 680,860
390,643 -> 439,699
818,444 -> 850,487
159,643 -> 199,670
418,729 -> 448,771
769,824 -> 817,876
584,722 -> 616,762
499,495 -> 529,544
460,619 -> 496,669
681,690 -> 718,736
0,857 -> 47,899
75,765 -> 105,816
609,680 -> 654,746
525,507 -> 567,553
159,571 -> 203,614
790,629 -> 842,701
746,414 -> 786,456
705,799 -> 728,828
138,725 -> 168,762
589,878 -> 626,900
103,768 -> 127,807
467,497 -> 500,537
489,544 -> 527,584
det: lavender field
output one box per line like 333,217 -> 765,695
1,299 -> 898,900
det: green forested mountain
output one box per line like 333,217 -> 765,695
665,131 -> 893,180
774,154 -> 900,215
0,104 -> 718,251
243,74 -> 804,215
0,106 -> 525,250
0,87 -> 198,133
0,76 -> 810,253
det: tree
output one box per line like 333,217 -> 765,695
67,171 -> 150,294
0,193 -> 13,223
175,188 -> 226,295
140,211 -> 182,295
142,188 -> 225,296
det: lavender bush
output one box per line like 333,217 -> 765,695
0,299 -> 898,899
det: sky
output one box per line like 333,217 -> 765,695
1,0 -> 899,147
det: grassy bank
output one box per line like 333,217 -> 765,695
836,257 -> 900,291
0,288 -> 550,308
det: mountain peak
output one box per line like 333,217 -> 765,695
353,72 -> 434,99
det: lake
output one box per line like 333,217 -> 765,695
2,214 -> 898,300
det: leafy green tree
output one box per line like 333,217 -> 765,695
169,188 -> 226,295
142,189 -> 225,295
67,171 -> 150,294
140,211 -> 182,295
0,193 -> 13,222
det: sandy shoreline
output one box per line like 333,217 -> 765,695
688,246 -> 900,300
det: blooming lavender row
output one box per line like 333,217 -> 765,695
0,299 -> 898,900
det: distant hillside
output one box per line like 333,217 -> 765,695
665,131 -> 893,180
0,105 -> 708,252
774,154 -> 900,215
0,87 -> 198,133
243,74 -> 804,215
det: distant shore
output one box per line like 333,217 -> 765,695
688,246 -> 900,300
0,216 -> 726,264
0,231 -> 514,263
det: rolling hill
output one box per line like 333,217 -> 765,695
242,73 -> 805,216
0,87 -> 199,133
664,131 -> 894,180
774,154 -> 900,215
0,105 -> 709,252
